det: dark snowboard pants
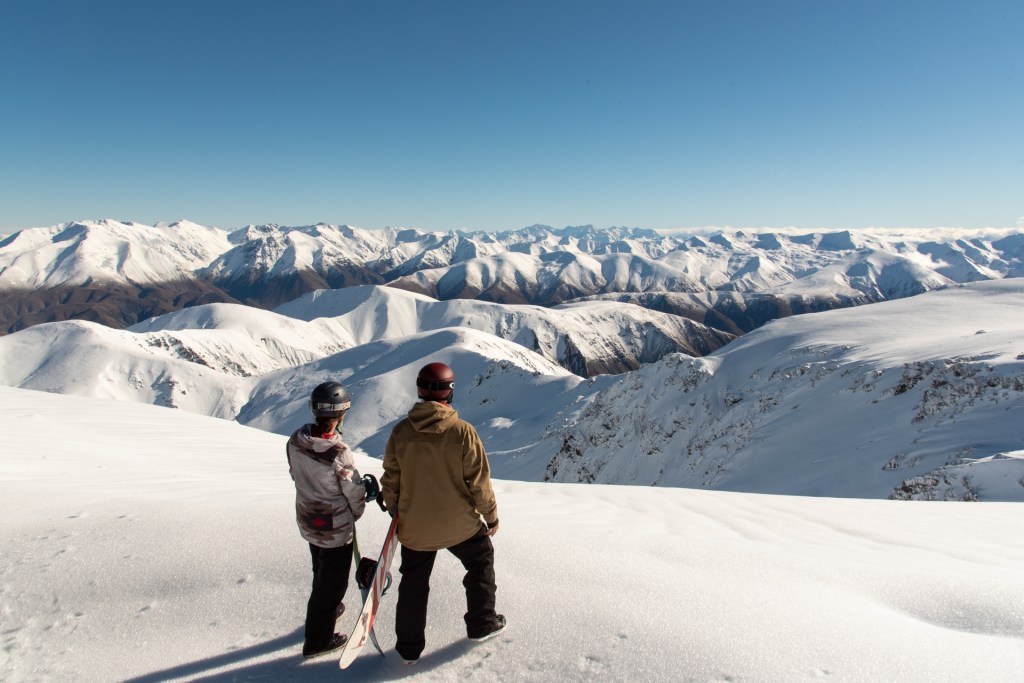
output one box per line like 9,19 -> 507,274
305,541 -> 353,647
395,528 -> 499,661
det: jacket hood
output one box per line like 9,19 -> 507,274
289,424 -> 356,471
294,424 -> 344,453
407,400 -> 460,434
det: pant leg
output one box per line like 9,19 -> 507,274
305,542 -> 353,646
395,545 -> 437,661
447,529 -> 499,638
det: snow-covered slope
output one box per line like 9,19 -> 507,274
538,280 -> 1024,500
388,227 -> 1021,305
576,289 -> 873,335
128,302 -> 354,370
2,387 -> 1023,682
237,326 -> 591,460
0,219 -> 231,288
0,284 -> 729,385
0,220 -> 237,332
200,223 -> 391,307
1,279 -> 1021,500
388,250 -> 706,303
0,319 -> 252,419
0,292 -> 595,455
274,285 -> 733,375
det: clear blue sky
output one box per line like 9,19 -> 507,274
1,0 -> 1021,233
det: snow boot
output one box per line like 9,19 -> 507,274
470,614 -> 507,642
303,633 -> 348,659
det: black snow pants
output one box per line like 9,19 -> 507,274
305,541 -> 354,647
394,528 -> 499,661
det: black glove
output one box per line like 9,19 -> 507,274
361,474 -> 380,502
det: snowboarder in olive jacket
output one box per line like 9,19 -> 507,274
381,362 -> 505,664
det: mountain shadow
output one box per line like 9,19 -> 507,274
0,281 -> 239,334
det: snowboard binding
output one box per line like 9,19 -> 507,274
356,557 -> 393,594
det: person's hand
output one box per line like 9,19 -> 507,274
484,520 -> 499,537
361,474 -> 380,501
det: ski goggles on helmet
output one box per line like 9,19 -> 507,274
309,399 -> 351,418
416,378 -> 454,391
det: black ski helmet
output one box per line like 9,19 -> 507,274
417,362 -> 455,404
309,381 -> 351,418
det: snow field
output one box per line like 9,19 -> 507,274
2,388 -> 1023,682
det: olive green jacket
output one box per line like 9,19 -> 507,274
382,401 -> 498,551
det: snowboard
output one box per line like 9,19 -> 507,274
338,513 -> 400,669
350,541 -> 385,657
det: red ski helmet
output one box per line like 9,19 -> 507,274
417,362 -> 455,404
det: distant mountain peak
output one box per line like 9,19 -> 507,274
2,220 -> 1022,336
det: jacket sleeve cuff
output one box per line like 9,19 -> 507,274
486,518 -> 499,529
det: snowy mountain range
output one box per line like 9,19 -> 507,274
3,220 -> 1022,335
1,270 -> 1021,500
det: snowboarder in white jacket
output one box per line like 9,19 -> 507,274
287,381 -> 366,659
